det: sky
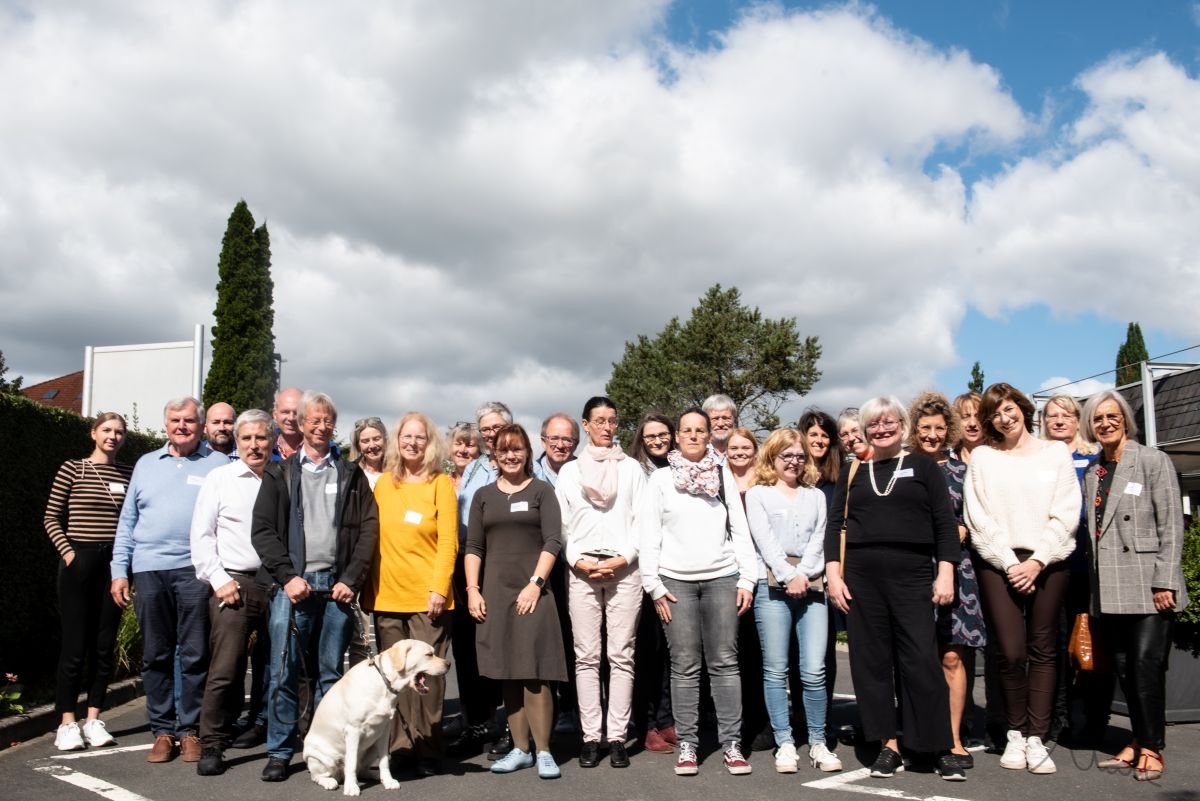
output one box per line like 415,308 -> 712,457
2,0 -> 1199,438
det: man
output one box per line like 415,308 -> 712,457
271,387 -> 303,460
110,397 -> 225,764
533,413 -> 579,488
702,394 -> 738,459
204,402 -> 237,458
191,410 -> 277,776
252,391 -> 379,782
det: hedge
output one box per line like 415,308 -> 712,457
0,393 -> 162,686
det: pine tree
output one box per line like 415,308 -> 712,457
1115,322 -> 1148,385
968,361 -> 985,393
0,350 -> 23,395
202,201 -> 277,412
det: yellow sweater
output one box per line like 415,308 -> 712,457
367,472 -> 459,613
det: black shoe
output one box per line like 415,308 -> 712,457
750,727 -> 776,752
578,741 -> 601,768
261,756 -> 290,782
869,747 -> 904,778
197,747 -> 225,776
231,723 -> 266,750
487,731 -> 513,761
947,751 -> 974,770
608,740 -> 629,768
416,758 -> 441,777
936,753 -> 967,781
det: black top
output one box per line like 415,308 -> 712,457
824,451 -> 961,564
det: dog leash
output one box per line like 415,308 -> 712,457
269,587 -> 335,727
347,599 -> 402,697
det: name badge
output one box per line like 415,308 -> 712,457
1037,470 -> 1056,483
186,474 -> 205,487
325,483 -> 338,495
1124,482 -> 1143,496
893,468 -> 913,478
1073,458 -> 1090,469
510,501 -> 529,513
404,510 -> 423,525
109,482 -> 126,494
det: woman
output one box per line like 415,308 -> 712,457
1083,390 -> 1188,781
365,412 -> 458,774
350,417 -> 388,490
824,397 -> 961,781
447,422 -> 481,490
907,391 -> 985,768
726,428 -> 759,494
799,409 -> 845,509
44,412 -> 133,751
746,428 -> 841,773
953,393 -> 985,464
963,383 -> 1080,775
639,408 -> 757,777
555,397 -> 646,768
837,408 -> 871,461
465,424 -> 567,779
629,413 -> 678,753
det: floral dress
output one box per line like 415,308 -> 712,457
937,457 -> 987,647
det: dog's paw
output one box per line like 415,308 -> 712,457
381,777 -> 401,790
315,777 -> 340,791
342,782 -> 361,797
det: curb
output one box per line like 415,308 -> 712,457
0,677 -> 143,752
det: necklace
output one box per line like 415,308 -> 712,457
868,452 -> 906,497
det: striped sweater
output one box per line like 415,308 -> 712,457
43,459 -> 133,557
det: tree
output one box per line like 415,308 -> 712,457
968,361 -> 985,394
0,350 -> 22,395
202,201 -> 277,412
606,284 -> 822,437
1115,322 -> 1148,386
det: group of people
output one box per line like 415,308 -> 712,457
43,382 -> 1188,786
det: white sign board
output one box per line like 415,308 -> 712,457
82,325 -> 204,433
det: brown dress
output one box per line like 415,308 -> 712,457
465,479 -> 567,681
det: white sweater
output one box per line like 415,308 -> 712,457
638,465 -> 758,600
963,440 -> 1080,571
554,457 -> 645,566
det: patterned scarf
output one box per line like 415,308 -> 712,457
577,444 -> 626,510
668,445 -> 722,498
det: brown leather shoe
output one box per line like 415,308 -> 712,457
147,734 -> 177,763
179,734 -> 203,763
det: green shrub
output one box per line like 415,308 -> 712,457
0,394 -> 162,685
1175,521 -> 1200,655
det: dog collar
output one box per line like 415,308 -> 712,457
369,655 -> 403,696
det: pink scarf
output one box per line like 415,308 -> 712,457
668,446 -> 722,498
577,444 -> 626,510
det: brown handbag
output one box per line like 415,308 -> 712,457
836,460 -> 861,578
1068,613 -> 1109,672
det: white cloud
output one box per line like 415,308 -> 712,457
2,1 -> 1198,433
1038,376 -> 1114,398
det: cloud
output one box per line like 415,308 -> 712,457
1038,376 -> 1114,398
1,1 -> 1197,433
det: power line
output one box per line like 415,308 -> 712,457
1036,343 -> 1200,396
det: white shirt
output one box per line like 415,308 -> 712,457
555,457 -> 646,566
190,459 -> 264,590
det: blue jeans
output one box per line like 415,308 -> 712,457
660,575 -> 742,746
266,570 -> 353,759
132,568 -> 211,736
754,580 -> 829,746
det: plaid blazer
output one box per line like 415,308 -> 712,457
1084,440 -> 1189,615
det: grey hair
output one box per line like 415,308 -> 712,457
475,401 -> 513,425
299,391 -> 338,425
273,386 -> 302,410
164,396 -> 205,424
235,409 -> 278,440
540,412 -> 579,441
859,396 -> 910,441
702,394 -> 737,416
448,422 -> 480,448
837,407 -> 860,429
1081,390 -> 1139,442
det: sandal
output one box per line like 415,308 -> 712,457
1097,745 -> 1136,770
1134,749 -> 1163,782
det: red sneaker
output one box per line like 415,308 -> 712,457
723,743 -> 752,775
675,742 -> 699,776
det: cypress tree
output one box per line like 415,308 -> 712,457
203,201 -> 277,412
1115,322 -> 1148,385
968,361 -> 985,394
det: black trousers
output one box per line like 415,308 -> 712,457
199,575 -> 270,748
1099,612 -> 1173,751
632,594 -> 673,733
56,542 -> 123,713
845,543 -> 951,753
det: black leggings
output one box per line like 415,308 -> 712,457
56,542 -> 123,713
1099,613 -> 1173,752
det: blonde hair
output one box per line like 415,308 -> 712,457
753,428 -> 819,488
1040,395 -> 1100,456
386,412 -> 448,484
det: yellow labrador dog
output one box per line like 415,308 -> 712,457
303,639 -> 449,796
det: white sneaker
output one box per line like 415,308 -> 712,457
810,742 -> 843,772
1025,736 -> 1056,774
54,722 -> 85,751
82,719 -> 115,747
1000,729 -> 1027,770
774,742 -> 799,773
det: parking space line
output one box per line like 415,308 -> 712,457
802,767 -> 970,801
33,763 -> 154,801
51,745 -> 153,761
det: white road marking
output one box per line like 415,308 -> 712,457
51,744 -> 152,760
802,767 -> 971,801
33,763 -> 154,801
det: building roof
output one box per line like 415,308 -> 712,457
1119,364 -> 1200,475
20,371 -> 84,415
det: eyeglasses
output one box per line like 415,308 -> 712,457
543,436 -> 576,446
479,425 -> 504,435
708,413 -> 735,424
497,447 -> 527,455
865,419 -> 899,433
306,417 -> 335,429
1043,413 -> 1075,423
399,434 -> 428,444
1092,413 -> 1124,426
776,453 -> 805,463
586,418 -> 618,429
643,433 -> 672,443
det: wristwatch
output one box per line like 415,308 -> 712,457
528,575 -> 545,589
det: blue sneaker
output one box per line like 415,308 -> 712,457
536,751 -> 560,779
491,748 -> 534,774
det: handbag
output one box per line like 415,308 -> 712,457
836,460 -> 861,578
1068,612 -> 1109,672
766,556 -> 825,593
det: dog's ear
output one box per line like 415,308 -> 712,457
386,640 -> 412,672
